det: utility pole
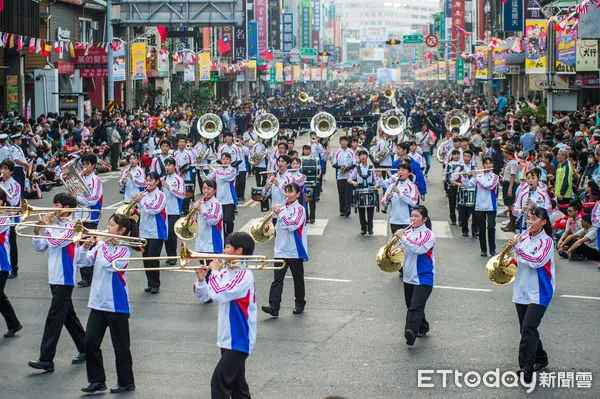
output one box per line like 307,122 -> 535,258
107,0 -> 114,104
545,17 -> 556,123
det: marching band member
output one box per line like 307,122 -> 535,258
135,172 -> 167,294
501,145 -> 520,233
381,163 -> 419,234
290,157 -> 307,192
7,133 -> 27,195
0,160 -> 21,278
309,135 -> 326,190
204,153 -> 238,237
507,206 -> 555,383
348,150 -> 378,235
332,136 -> 356,217
235,141 -> 250,201
453,150 -> 478,237
119,154 -> 145,204
373,132 -> 395,171
150,139 -> 172,177
0,189 -> 21,338
79,214 -> 136,394
474,157 -> 500,257
262,183 -> 308,317
173,137 -> 196,213
193,232 -> 257,398
392,142 -> 427,200
443,134 -> 462,166
162,158 -> 187,263
28,193 -> 86,372
193,135 -> 214,189
268,141 -> 289,173
218,132 -> 242,169
242,124 -> 258,146
302,144 -> 320,224
393,205 -> 435,346
262,155 -> 294,222
512,168 -> 551,233
193,179 -> 224,254
443,150 -> 462,225
250,137 -> 268,187
408,141 -> 426,172
75,153 -> 103,288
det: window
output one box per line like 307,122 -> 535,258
79,18 -> 93,42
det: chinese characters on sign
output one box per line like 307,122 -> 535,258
302,0 -> 311,48
282,13 -> 294,52
255,0 -> 268,54
503,0 -> 523,32
74,48 -> 108,78
576,39 -> 598,72
247,22 -> 258,60
451,0 -> 465,55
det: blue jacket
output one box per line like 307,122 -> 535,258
392,156 -> 427,195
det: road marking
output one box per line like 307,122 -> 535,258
238,218 -> 328,235
431,221 -> 453,238
561,295 -> 600,301
435,285 -> 492,292
372,220 -> 388,236
250,201 -> 260,207
98,171 -> 123,182
285,276 -> 352,283
104,200 -> 124,210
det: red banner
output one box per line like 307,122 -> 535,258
74,47 -> 108,78
55,61 -> 74,75
451,0 -> 466,57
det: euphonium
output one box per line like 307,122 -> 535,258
484,229 -> 528,285
249,204 -> 283,243
60,158 -> 92,197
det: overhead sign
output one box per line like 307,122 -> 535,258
301,47 -> 318,56
403,34 -> 424,44
425,35 -> 438,48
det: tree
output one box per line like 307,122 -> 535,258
172,82 -> 214,113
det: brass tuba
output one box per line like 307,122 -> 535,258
379,108 -> 406,136
484,230 -> 527,285
310,112 -> 337,138
299,91 -> 309,102
197,113 -> 223,139
255,113 -> 279,140
60,159 -> 92,197
383,89 -> 395,99
444,109 -> 470,136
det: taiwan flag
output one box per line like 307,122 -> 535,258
261,49 -> 274,61
217,37 -> 232,54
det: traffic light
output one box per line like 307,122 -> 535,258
353,63 -> 360,67
320,51 -> 330,56
210,69 -> 219,82
385,39 -> 400,45
391,61 -> 399,65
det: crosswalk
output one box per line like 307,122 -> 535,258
98,171 -> 123,182
238,218 -> 330,236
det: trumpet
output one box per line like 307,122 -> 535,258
16,220 -> 148,249
111,242 -> 286,271
0,200 -> 99,226
376,224 -> 413,272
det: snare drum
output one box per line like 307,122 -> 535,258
353,187 -> 379,209
251,187 -> 264,202
300,156 -> 321,185
304,187 -> 314,203
458,188 -> 476,207
185,182 -> 195,199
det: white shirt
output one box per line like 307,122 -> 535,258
400,224 -> 436,286
274,200 -> 308,260
512,230 -> 555,307
194,196 -> 224,254
32,220 -> 80,286
162,173 -> 187,215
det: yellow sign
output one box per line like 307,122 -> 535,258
199,53 -> 211,81
475,46 -> 488,79
525,20 -> 547,74
247,60 -> 257,82
131,43 -> 147,80
275,62 -> 283,81
293,65 -> 301,81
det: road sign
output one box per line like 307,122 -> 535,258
107,100 -> 115,113
456,58 -> 464,80
301,48 -> 318,56
402,34 -> 424,44
425,35 -> 438,48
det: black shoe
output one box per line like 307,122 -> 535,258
345,211 -> 351,217
81,382 -> 107,394
368,230 -> 374,235
4,324 -> 22,338
165,260 -> 177,266
292,307 -> 304,315
150,288 -> 159,294
533,361 -> 548,371
110,384 -> 136,393
28,360 -> 55,372
417,331 -> 428,338
405,329 -> 416,346
234,209 -> 239,214
7,271 -> 17,279
72,353 -> 86,364
462,232 -> 469,237
309,219 -> 315,224
361,230 -> 367,235
144,287 -> 152,293
518,368 -> 533,384
398,269 -> 404,278
261,305 -> 279,317
340,212 -> 345,217
78,280 -> 91,288
450,221 -> 457,226
473,231 -> 479,237
480,252 -> 488,257
490,250 -> 497,256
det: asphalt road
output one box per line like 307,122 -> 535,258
0,136 -> 599,398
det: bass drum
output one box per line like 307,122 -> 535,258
436,139 -> 450,163
300,156 -> 321,185
251,187 -> 264,202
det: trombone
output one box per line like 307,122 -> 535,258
0,200 -> 100,226
16,219 -> 148,249
111,243 -> 286,272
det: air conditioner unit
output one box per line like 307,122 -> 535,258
90,21 -> 99,30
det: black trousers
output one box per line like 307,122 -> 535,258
143,238 -> 163,289
235,171 -> 247,200
39,285 -> 86,362
458,205 -> 477,235
336,179 -> 353,214
85,309 -> 134,387
164,215 -> 179,257
515,303 -> 548,373
403,283 -> 432,335
110,142 -> 120,171
390,224 -> 410,234
211,348 -> 250,399
222,204 -> 236,237
8,226 -> 17,273
573,243 -> 600,260
358,207 -> 375,232
475,211 -> 497,253
268,258 -> 305,312
80,222 -> 98,282
0,271 -> 20,330
447,186 -> 458,223
182,178 -> 195,214
254,167 -> 267,187
306,200 -> 317,222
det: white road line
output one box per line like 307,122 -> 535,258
372,220 -> 388,236
560,295 -> 600,301
285,276 -> 352,283
104,200 -> 124,210
435,285 -> 492,292
431,221 -> 453,238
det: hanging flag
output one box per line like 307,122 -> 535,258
54,41 -> 61,54
261,48 -> 274,61
217,37 -> 232,54
41,41 -> 51,57
16,35 -> 23,51
35,39 -> 41,53
69,42 -> 75,58
156,26 -> 168,45
0,0 -> 4,12
28,38 -> 35,52
26,99 -> 31,121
